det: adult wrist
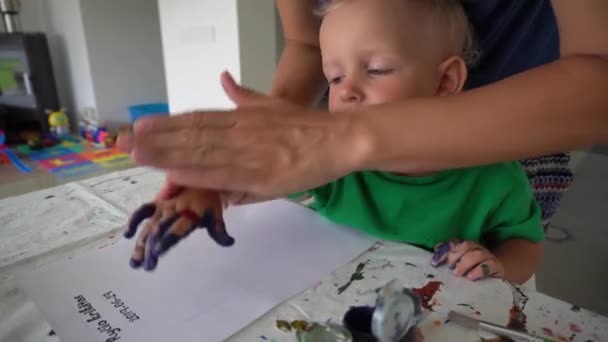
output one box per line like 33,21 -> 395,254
332,111 -> 375,174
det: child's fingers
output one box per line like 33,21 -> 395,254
124,203 -> 156,239
431,242 -> 451,267
197,209 -> 234,247
447,239 -> 472,253
432,239 -> 465,267
444,240 -> 477,269
143,233 -> 159,271
153,208 -> 235,257
450,247 -> 489,277
465,259 -> 503,281
139,212 -> 163,271
154,209 -> 210,257
154,213 -> 181,244
129,213 -> 160,268
207,221 -> 235,247
154,216 -> 194,256
146,213 -> 181,258
130,235 -> 146,269
142,211 -> 181,271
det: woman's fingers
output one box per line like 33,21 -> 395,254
120,69 -> 353,207
116,133 -> 134,154
132,142 -> 240,170
156,180 -> 183,201
133,110 -> 240,136
133,124 -> 252,150
166,167 -> 257,193
220,71 -> 267,106
129,71 -> 269,139
219,190 -> 271,206
126,109 -> 350,199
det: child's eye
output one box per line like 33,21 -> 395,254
329,76 -> 343,85
368,69 -> 393,76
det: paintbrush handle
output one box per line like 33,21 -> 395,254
448,311 -> 556,342
478,322 -> 554,342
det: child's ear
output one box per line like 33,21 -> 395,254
435,56 -> 468,96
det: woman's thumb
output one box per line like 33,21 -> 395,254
220,71 -> 264,106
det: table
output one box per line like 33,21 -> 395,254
1,168 -> 606,342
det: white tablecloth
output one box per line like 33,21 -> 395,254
1,168 -> 606,342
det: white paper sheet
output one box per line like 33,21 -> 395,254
16,200 -> 374,342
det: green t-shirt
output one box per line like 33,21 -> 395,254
291,162 -> 544,251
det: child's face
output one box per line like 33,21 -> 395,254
320,0 -> 447,112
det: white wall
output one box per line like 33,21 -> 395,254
19,0 -> 279,127
19,0 -> 98,125
20,0 -> 47,32
18,0 -> 167,128
80,0 -> 167,126
37,0 -> 98,124
158,0 -> 242,113
158,0 -> 280,113
237,0 -> 278,94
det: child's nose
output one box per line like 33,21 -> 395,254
339,79 -> 364,104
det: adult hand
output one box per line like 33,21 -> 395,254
118,72 -> 368,202
155,178 -> 183,201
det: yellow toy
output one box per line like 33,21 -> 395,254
46,108 -> 70,137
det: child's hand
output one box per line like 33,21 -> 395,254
123,189 -> 235,271
430,240 -> 504,281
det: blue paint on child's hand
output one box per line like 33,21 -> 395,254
129,257 -> 143,269
431,242 -> 450,267
126,199 -> 235,272
143,233 -> 159,271
152,209 -> 235,259
155,233 -> 181,256
124,203 -> 156,239
200,210 -> 234,247
207,221 -> 235,247
154,213 -> 180,244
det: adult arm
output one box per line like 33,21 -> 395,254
356,0 -> 608,173
271,0 -> 327,105
123,1 -> 608,197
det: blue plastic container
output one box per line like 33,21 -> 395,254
128,103 -> 170,123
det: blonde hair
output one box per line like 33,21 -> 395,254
315,0 -> 479,67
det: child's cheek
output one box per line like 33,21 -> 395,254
368,78 -> 419,104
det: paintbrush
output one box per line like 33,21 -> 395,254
448,310 -> 556,342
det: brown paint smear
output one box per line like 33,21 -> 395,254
413,281 -> 443,310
